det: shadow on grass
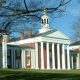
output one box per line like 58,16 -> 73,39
0,70 -> 80,80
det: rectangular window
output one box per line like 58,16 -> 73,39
27,59 -> 30,66
17,50 -> 21,56
15,49 -> 20,57
47,19 -> 48,24
7,49 -> 11,56
7,58 -> 11,65
26,50 -> 30,57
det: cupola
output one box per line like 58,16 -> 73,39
39,10 -> 51,33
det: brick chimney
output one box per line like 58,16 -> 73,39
27,29 -> 32,38
0,38 -> 2,44
7,36 -> 10,42
21,32 -> 24,40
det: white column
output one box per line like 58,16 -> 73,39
13,49 -> 16,68
33,50 -> 35,68
35,42 -> 38,69
2,34 -> 7,68
41,42 -> 44,69
14,48 -> 16,68
57,44 -> 61,69
31,50 -> 35,69
11,49 -> 14,68
76,53 -> 79,69
62,44 -> 66,69
67,45 -> 70,69
52,43 -> 56,69
46,42 -> 50,69
21,49 -> 26,68
71,53 -> 73,69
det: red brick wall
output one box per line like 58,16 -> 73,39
44,45 -> 47,69
38,43 -> 47,69
25,43 -> 35,48
0,38 -> 2,44
38,45 -> 41,68
25,51 -> 31,68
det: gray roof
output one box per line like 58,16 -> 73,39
34,29 -> 57,37
70,40 -> 80,46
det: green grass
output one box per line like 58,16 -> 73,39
0,69 -> 80,80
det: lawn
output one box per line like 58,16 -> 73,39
0,69 -> 80,80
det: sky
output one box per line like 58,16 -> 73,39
50,0 -> 80,40
10,0 -> 80,40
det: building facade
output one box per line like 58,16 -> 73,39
70,41 -> 80,69
0,13 -> 77,70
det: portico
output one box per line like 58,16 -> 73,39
34,39 -> 70,70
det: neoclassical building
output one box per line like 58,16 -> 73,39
0,13 -> 73,69
70,41 -> 80,69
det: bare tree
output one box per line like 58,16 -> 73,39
0,0 -> 72,38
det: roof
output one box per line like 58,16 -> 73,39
10,30 -> 56,41
70,40 -> 80,46
35,29 -> 57,37
8,28 -> 70,45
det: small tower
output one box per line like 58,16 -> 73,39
39,11 -> 51,33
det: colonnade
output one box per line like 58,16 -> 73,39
35,42 -> 71,70
71,53 -> 80,69
76,53 -> 80,69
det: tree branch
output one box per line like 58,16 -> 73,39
23,0 -> 28,12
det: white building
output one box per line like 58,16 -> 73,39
69,41 -> 80,69
0,13 -> 75,69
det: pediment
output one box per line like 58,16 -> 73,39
43,30 -> 69,40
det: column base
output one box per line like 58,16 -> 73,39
57,68 -> 61,70
62,68 -> 66,70
62,67 -> 66,70
35,68 -> 39,69
46,68 -> 50,70
67,68 -> 71,70
67,66 -> 71,70
52,68 -> 56,70
41,68 -> 44,70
